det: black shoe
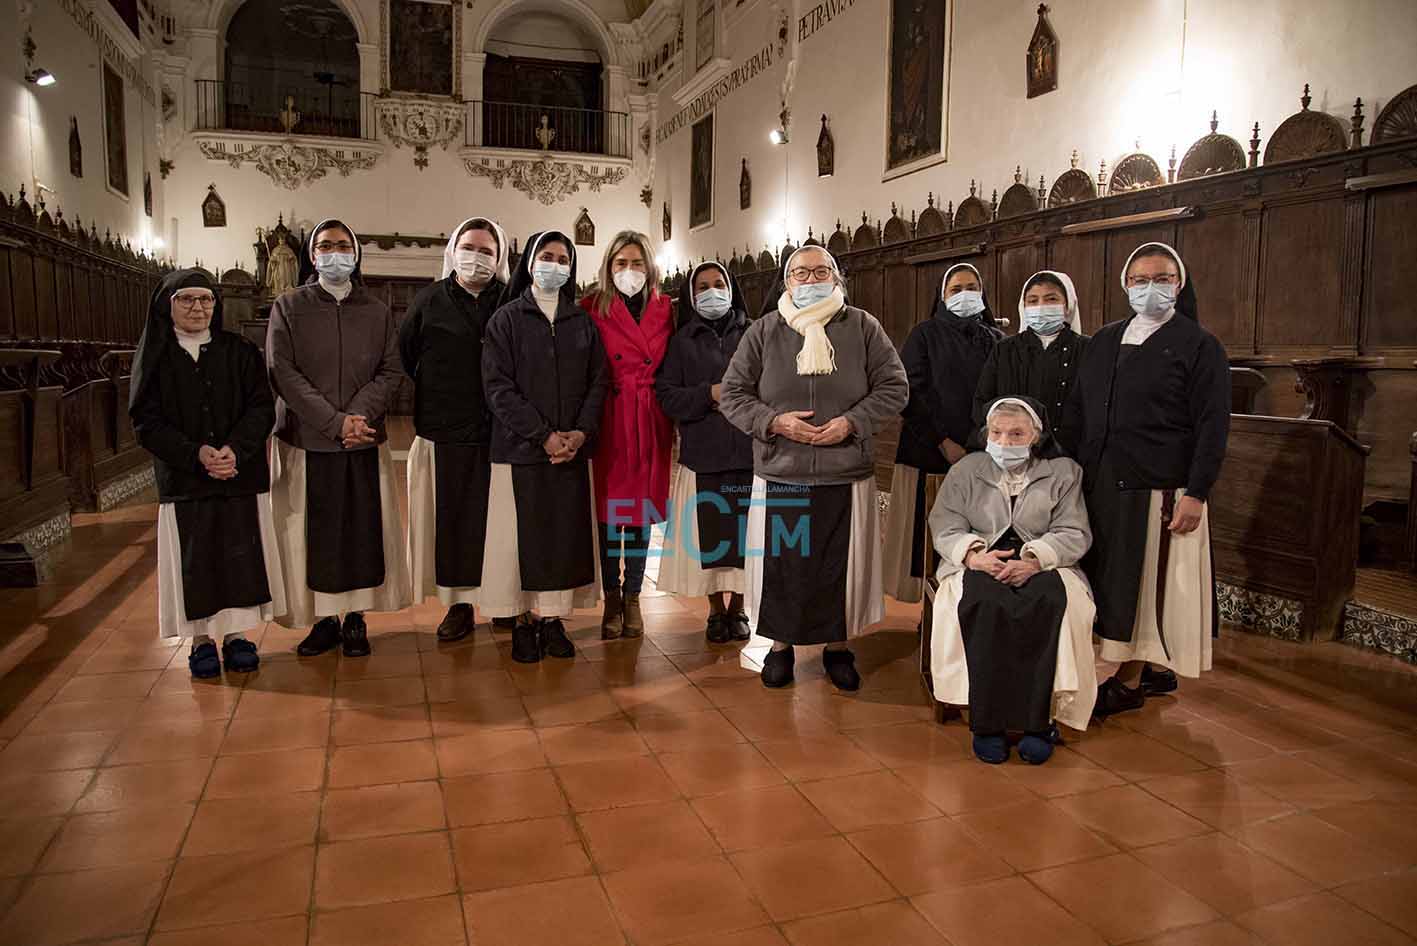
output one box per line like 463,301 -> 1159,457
539,618 -> 575,659
705,613 -> 732,644
437,603 -> 475,643
491,615 -> 518,630
761,646 -> 794,688
297,617 -> 343,657
823,648 -> 860,692
221,637 -> 260,673
1140,665 -> 1179,696
341,612 -> 371,658
726,610 -> 751,642
189,641 -> 221,679
1094,676 -> 1145,718
511,622 -> 541,663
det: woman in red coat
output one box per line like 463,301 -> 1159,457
582,230 -> 675,639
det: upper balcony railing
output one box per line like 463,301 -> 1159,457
194,78 -> 376,141
467,101 -> 631,159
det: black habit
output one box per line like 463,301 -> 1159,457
972,326 -> 1089,450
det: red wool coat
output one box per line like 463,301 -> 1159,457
582,290 -> 675,527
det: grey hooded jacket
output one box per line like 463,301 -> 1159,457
719,305 -> 907,486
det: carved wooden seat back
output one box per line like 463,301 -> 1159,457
1179,113 -> 1248,180
1265,84 -> 1349,163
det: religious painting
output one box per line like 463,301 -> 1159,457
885,0 -> 949,176
695,0 -> 717,72
662,201 -> 672,241
690,113 -> 714,230
1027,4 -> 1058,99
739,158 -> 751,210
101,63 -> 129,197
202,185 -> 227,228
389,0 -> 454,96
143,173 -> 153,218
817,114 -> 835,177
69,117 -> 82,179
574,208 -> 595,246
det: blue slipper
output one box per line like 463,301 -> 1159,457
222,637 -> 260,673
972,733 -> 1009,764
188,641 -> 221,679
1019,724 -> 1062,765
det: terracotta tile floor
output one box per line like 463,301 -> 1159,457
3,502 -> 1417,944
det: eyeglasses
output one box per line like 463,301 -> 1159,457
1124,274 -> 1180,288
314,241 -> 355,253
172,293 -> 216,310
788,266 -> 835,281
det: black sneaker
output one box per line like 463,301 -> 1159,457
437,603 -> 475,643
1140,665 -> 1179,696
726,610 -> 751,642
823,648 -> 860,692
511,622 -> 541,663
539,618 -> 575,659
297,617 -> 342,656
761,646 -> 794,688
188,641 -> 221,679
341,612 -> 371,658
705,613 -> 732,644
1094,676 -> 1145,718
222,637 -> 260,673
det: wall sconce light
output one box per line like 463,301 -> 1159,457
22,29 -> 55,87
26,68 -> 55,87
769,128 -> 788,145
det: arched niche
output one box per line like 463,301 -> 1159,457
471,0 -> 620,67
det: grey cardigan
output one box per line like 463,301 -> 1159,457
928,452 -> 1092,580
719,305 -> 907,486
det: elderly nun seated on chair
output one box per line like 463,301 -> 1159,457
926,395 -> 1098,765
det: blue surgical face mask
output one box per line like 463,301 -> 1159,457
986,439 -> 1033,470
1127,282 -> 1176,319
532,260 -> 571,291
315,252 -> 356,283
790,282 -> 835,309
1023,303 -> 1067,336
945,290 -> 985,319
695,287 -> 732,320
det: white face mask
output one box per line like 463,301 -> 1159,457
1127,282 -> 1176,319
1022,303 -> 1067,335
532,260 -> 571,291
986,439 -> 1032,470
695,287 -> 732,320
790,282 -> 835,308
315,252 -> 356,283
945,290 -> 985,318
455,250 -> 497,285
613,269 -> 647,297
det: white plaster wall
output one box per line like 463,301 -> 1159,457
653,0 -> 1417,270
1,2 -> 165,253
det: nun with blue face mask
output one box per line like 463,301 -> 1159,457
479,230 -> 609,665
883,262 -> 1005,605
972,270 -> 1090,451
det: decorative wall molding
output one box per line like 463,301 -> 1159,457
460,149 -> 630,205
1216,581 -> 1304,641
196,134 -> 383,190
375,97 -> 465,170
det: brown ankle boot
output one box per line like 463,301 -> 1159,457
622,593 -> 644,638
601,589 -> 624,640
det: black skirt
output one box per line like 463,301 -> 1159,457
756,481 -> 852,646
434,442 -> 492,588
959,529 -> 1066,733
1081,453 -> 1152,644
305,448 -> 386,595
173,493 -> 272,622
511,459 -> 596,591
693,469 -> 753,570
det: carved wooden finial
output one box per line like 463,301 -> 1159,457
860,211 -> 868,226
927,191 -> 935,208
1037,3 -> 1048,15
909,209 -> 917,232
989,189 -> 999,216
807,225 -> 814,239
1210,110 -> 1219,133
835,218 -> 842,231
1167,144 -> 1177,184
1351,97 -> 1365,148
1038,174 -> 1047,200
1097,159 -> 1108,196
890,201 -> 898,216
969,178 -> 977,196
1070,149 -> 1079,169
1248,122 -> 1261,168
1014,165 -> 1023,183
1300,83 -> 1312,110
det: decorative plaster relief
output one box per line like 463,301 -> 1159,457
461,153 -> 629,205
197,136 -> 382,190
375,97 -> 465,170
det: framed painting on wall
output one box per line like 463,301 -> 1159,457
883,0 -> 951,181
690,113 -> 715,230
102,63 -> 129,197
387,0 -> 455,96
695,0 -> 717,72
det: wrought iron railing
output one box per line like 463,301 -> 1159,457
194,78 -> 377,141
467,101 -> 631,158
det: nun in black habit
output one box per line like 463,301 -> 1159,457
972,270 -> 1090,449
130,269 -> 286,678
653,260 -> 754,642
882,262 -> 1005,604
480,231 -> 608,663
402,216 -> 511,643
266,219 -> 412,658
1066,242 -> 1229,715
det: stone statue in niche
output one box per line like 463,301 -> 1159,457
69,117 -> 82,178
143,172 -> 152,217
817,114 -> 834,177
256,215 -> 303,299
739,158 -> 751,210
265,242 -> 299,297
1026,3 -> 1058,99
663,201 -> 672,241
202,184 -> 227,228
574,207 -> 595,246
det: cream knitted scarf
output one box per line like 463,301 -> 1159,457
777,286 -> 845,375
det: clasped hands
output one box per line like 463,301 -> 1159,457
198,444 -> 238,480
340,414 -> 378,449
543,429 -> 587,464
769,410 -> 854,446
965,547 -> 1041,587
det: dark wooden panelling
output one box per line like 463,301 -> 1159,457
882,263 -> 914,348
0,391 -> 22,503
1176,211 -> 1247,350
1046,234 -> 1104,332
1257,199 -> 1344,348
1355,369 -> 1417,502
1362,183 -> 1417,351
996,242 -> 1042,335
11,252 -> 36,340
33,255 -> 57,340
0,246 -> 13,339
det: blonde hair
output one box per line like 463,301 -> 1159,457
594,230 -> 661,315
